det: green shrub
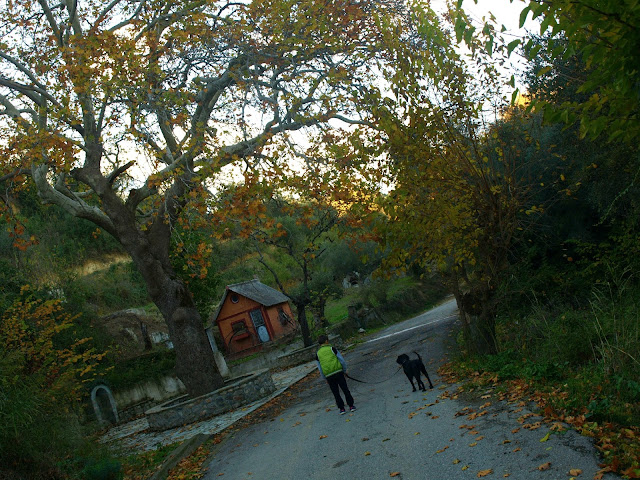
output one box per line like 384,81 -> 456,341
80,457 -> 123,480
0,290 -> 116,479
102,349 -> 176,391
61,262 -> 149,315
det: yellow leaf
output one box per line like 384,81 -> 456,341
462,466 -> 469,471
319,435 -> 328,439
477,469 -> 493,477
364,451 -> 371,456
540,432 -> 551,442
537,462 -> 551,471
453,459 -> 461,464
568,469 -> 582,476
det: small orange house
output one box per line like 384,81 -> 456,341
212,280 -> 297,358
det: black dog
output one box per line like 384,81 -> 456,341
396,352 -> 434,392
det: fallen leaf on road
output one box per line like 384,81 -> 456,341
365,451 -> 371,456
292,421 -> 301,426
512,447 -> 521,452
436,446 -> 449,453
453,459 -> 461,464
390,472 -> 400,477
568,469 -> 582,476
511,428 -> 520,434
469,442 -> 478,447
414,432 -> 420,435
477,469 -> 493,477
503,474 -> 510,478
319,435 -> 328,439
431,415 -> 440,419
462,465 -> 469,471
502,439 -> 511,444
537,462 -> 551,471
476,436 -> 485,441
362,437 -> 370,441
382,438 -> 390,442
540,432 -> 550,442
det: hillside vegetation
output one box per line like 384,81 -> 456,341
1,0 -> 640,478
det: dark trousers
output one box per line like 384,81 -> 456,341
326,371 -> 354,409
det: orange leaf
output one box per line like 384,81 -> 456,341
537,462 -> 551,471
477,469 -> 493,477
568,469 -> 582,476
390,472 -> 401,477
319,435 -> 328,439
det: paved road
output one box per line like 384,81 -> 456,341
203,298 -> 616,480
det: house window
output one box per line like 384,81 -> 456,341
231,321 -> 247,334
231,293 -> 239,303
278,307 -> 293,326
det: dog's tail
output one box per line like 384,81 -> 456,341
413,351 -> 422,361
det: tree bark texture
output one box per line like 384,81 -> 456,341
122,235 -> 224,397
295,302 -> 312,347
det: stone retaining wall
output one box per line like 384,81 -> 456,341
118,398 -> 157,423
145,369 -> 275,431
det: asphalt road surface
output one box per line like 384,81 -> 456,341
203,298 -> 617,480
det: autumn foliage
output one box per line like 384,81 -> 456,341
0,287 -> 106,478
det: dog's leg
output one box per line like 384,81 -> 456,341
421,365 -> 434,389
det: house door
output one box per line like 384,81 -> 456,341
249,309 -> 271,343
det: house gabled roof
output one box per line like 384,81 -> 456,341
210,279 -> 290,324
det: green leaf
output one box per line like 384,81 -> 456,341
455,17 -> 466,44
519,5 -> 531,28
536,66 -> 552,77
511,88 -> 520,105
507,39 -> 520,56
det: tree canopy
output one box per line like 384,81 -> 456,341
0,0 -> 405,396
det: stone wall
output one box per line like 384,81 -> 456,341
146,369 -> 276,431
118,398 -> 158,423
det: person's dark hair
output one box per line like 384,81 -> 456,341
317,334 -> 328,345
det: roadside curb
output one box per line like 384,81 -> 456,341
148,433 -> 210,480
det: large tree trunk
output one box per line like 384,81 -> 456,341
141,266 -> 224,397
449,271 -> 498,356
113,214 -> 224,397
295,302 -> 313,347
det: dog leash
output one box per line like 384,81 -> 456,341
344,366 -> 403,385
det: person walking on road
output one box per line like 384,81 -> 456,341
316,334 -> 355,415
